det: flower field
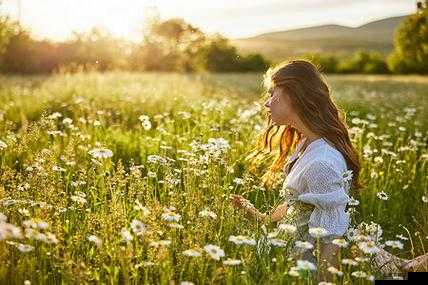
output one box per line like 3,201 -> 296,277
0,72 -> 427,284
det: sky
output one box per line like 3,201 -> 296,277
0,0 -> 416,42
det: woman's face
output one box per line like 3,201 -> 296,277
264,85 -> 299,127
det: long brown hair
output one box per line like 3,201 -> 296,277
246,59 -> 362,190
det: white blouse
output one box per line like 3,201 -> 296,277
281,136 -> 352,239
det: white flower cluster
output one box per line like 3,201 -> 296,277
138,115 -> 152,130
190,138 -> 230,163
228,235 -> 256,246
88,148 -> 113,159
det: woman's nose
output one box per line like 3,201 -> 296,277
264,98 -> 271,108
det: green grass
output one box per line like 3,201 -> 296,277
0,72 -> 427,284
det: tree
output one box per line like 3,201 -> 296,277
0,25 -> 37,74
58,27 -> 125,72
388,1 -> 428,74
135,17 -> 206,71
0,15 -> 16,55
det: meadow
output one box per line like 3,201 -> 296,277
0,72 -> 427,284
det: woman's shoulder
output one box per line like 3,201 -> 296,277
306,138 -> 347,173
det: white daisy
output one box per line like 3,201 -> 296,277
295,240 -> 314,249
376,191 -> 389,200
198,209 -> 217,219
130,219 -> 146,236
359,241 -> 381,256
222,258 -> 242,266
228,235 -> 256,246
309,227 -> 329,238
120,228 -> 133,242
182,249 -> 202,257
161,211 -> 181,222
88,148 -> 113,159
278,223 -> 297,234
87,234 -> 102,247
204,244 -> 225,260
296,260 -> 316,271
385,240 -> 404,249
332,238 -> 349,248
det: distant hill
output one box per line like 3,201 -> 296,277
231,15 -> 409,62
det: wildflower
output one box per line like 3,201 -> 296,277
204,244 -> 225,260
16,243 -> 34,252
198,209 -> 217,220
120,228 -> 133,242
288,269 -> 300,277
233,178 -> 244,185
0,221 -> 23,240
71,180 -> 86,187
355,257 -> 369,262
396,234 -> 408,240
422,196 -> 428,203
62,118 -> 73,125
228,235 -> 256,246
139,115 -> 152,130
48,112 -> 62,119
182,249 -> 202,257
332,238 -> 349,248
147,155 -> 167,165
168,223 -> 184,229
149,240 -> 171,248
161,211 -> 181,222
296,260 -> 317,271
223,258 -> 242,266
295,240 -> 314,250
87,235 -> 102,247
130,219 -> 146,236
309,227 -> 329,238
0,213 -> 7,223
327,266 -> 343,276
385,240 -> 404,249
45,232 -> 58,244
376,191 -> 389,200
23,219 -> 49,230
341,259 -> 358,266
88,148 -> 113,159
358,240 -> 380,254
269,238 -> 287,247
349,197 -> 360,206
138,261 -> 155,267
147,171 -> 157,178
351,271 -> 367,278
374,156 -> 384,164
0,139 -> 7,150
52,165 -> 66,172
278,223 -> 297,234
70,192 -> 87,205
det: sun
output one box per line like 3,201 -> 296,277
1,0 -> 168,42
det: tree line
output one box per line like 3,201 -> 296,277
0,1 -> 426,74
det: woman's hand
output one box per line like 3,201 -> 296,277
229,194 -> 268,223
229,194 -> 249,209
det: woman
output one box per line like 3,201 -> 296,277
229,60 -> 427,279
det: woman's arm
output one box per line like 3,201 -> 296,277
229,194 -> 289,224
